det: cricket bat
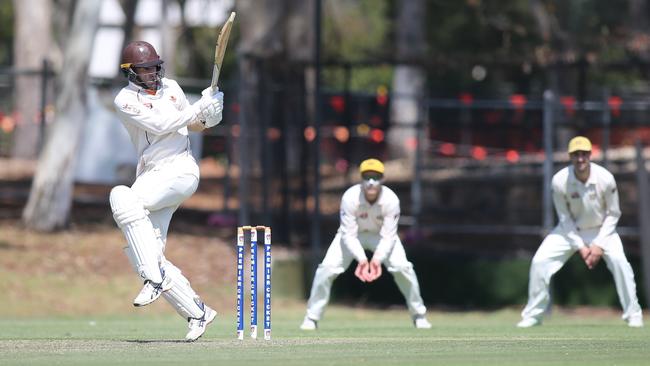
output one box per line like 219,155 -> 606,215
210,11 -> 236,93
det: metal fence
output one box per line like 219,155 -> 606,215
5,60 -> 650,255
408,90 -> 650,247
0,60 -> 54,158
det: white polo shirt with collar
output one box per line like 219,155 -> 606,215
551,162 -> 620,249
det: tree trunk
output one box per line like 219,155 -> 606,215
627,0 -> 650,61
238,0 -> 313,60
11,0 -> 51,158
235,0 -> 313,226
388,0 -> 425,161
159,0 -> 176,75
120,0 -> 139,48
22,0 -> 102,231
629,0 -> 650,31
635,140 -> 650,308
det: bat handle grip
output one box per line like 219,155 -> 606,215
210,65 -> 220,92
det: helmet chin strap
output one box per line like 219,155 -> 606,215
124,66 -> 165,91
136,76 -> 162,91
136,73 -> 163,91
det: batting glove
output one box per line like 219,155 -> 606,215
193,89 -> 223,128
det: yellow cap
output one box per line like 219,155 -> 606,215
568,136 -> 592,153
359,158 -> 384,175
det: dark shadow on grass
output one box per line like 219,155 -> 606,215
0,241 -> 25,251
125,339 -> 189,344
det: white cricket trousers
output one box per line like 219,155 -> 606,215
131,155 -> 199,251
305,232 -> 427,321
521,226 -> 643,322
130,154 -> 206,319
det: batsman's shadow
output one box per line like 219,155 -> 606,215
125,339 -> 189,344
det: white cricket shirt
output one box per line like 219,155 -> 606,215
114,78 -> 199,176
338,184 -> 401,263
552,162 -> 621,248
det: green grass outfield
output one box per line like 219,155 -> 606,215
0,307 -> 648,366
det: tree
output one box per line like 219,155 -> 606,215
119,0 -> 140,58
22,1 -> 102,231
388,0 -> 426,160
235,0 -> 314,226
11,0 -> 51,158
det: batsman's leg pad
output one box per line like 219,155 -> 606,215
161,261 -> 205,319
123,245 -> 137,272
110,185 -> 163,284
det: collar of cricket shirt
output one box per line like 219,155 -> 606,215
569,163 -> 596,187
360,185 -> 382,205
129,81 -> 163,98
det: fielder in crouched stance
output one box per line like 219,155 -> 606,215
518,136 -> 643,328
110,41 -> 222,341
301,159 -> 431,330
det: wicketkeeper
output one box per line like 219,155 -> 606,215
300,159 -> 432,330
110,41 -> 222,341
518,136 -> 644,328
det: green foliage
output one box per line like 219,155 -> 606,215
551,0 -> 629,49
589,69 -> 650,95
322,0 -> 390,62
322,65 -> 393,92
553,254 -> 626,307
321,0 -> 391,92
423,0 -> 540,96
0,1 -> 13,66
427,0 -> 537,61
421,0 -> 647,96
174,24 -> 239,87
328,250 -> 645,309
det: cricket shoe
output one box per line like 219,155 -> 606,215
186,306 -> 217,342
300,316 -> 318,330
627,316 -> 644,328
133,277 -> 172,307
516,317 -> 541,328
413,315 -> 432,329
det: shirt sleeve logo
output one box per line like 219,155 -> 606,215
121,103 -> 140,114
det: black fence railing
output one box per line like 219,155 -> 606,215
0,59 -> 54,157
5,59 -> 650,257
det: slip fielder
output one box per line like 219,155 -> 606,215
517,136 -> 644,328
300,159 -> 432,330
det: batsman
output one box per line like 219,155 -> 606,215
300,159 -> 432,330
110,40 -> 223,341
